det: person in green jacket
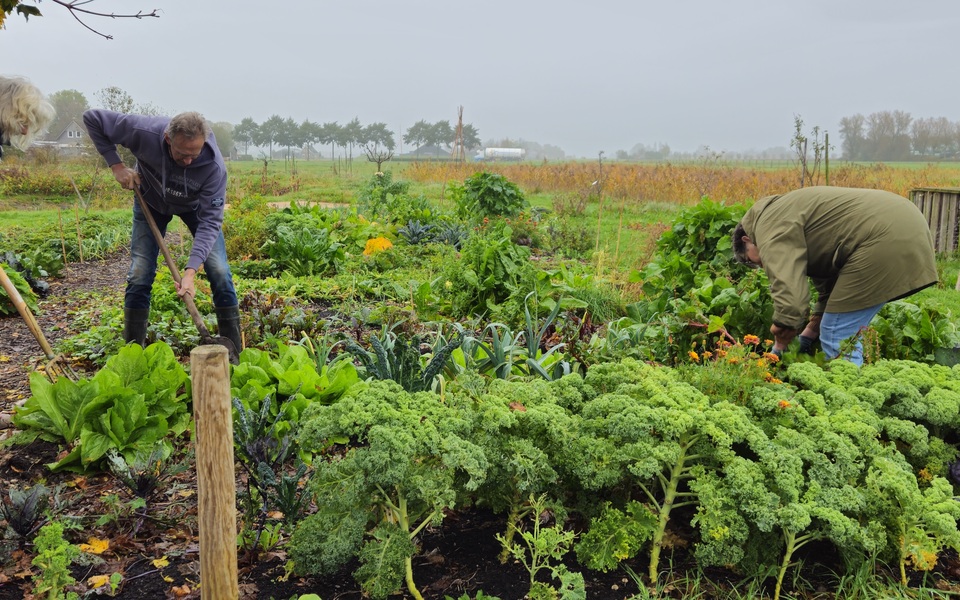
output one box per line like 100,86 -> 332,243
732,186 -> 937,366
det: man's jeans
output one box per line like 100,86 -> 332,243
820,303 -> 885,367
125,199 -> 237,310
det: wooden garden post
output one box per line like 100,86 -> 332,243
191,345 -> 238,599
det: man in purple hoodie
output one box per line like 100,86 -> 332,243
83,109 -> 241,354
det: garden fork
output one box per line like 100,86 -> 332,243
0,264 -> 79,381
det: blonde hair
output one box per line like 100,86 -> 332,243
0,75 -> 56,150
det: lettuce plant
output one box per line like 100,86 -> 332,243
12,342 -> 190,472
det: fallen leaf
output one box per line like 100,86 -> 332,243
509,401 -> 527,412
172,583 -> 191,596
88,574 -> 112,588
163,575 -> 174,583
79,537 -> 110,555
152,556 -> 170,568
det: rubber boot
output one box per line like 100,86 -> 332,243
215,305 -> 243,363
123,308 -> 150,347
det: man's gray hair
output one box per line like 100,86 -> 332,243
165,111 -> 211,141
0,75 -> 56,150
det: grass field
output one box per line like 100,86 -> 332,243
4,155 -> 960,291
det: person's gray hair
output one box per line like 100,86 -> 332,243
164,111 -> 211,141
0,75 -> 56,150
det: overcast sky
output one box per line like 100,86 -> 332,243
3,1 -> 958,158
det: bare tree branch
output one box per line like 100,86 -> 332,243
48,0 -> 160,40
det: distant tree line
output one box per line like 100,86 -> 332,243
233,116 -> 483,160
41,86 -> 488,162
839,110 -> 960,161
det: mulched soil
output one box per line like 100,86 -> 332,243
1,255 -> 959,599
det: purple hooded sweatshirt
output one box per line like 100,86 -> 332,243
82,109 -> 227,273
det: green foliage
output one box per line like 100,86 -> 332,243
342,327 -> 463,392
871,300 -> 960,362
356,170 -> 410,222
541,216 -> 593,259
396,220 -> 436,245
233,394 -> 311,557
621,198 -> 772,363
261,207 -> 345,276
0,261 -> 38,316
290,380 -> 489,598
223,195 -> 272,259
497,493 -> 585,600
11,342 -> 190,472
450,172 -> 528,221
442,221 -> 535,318
574,500 -> 657,572
31,521 -> 80,600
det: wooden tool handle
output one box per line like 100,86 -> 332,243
0,264 -> 57,359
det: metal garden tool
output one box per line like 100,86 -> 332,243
132,187 -> 239,363
0,264 -> 79,381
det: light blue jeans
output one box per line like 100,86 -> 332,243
125,198 -> 237,310
820,303 -> 885,366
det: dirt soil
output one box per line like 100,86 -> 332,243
1,256 -> 959,599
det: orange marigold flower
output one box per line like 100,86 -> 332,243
777,399 -> 791,409
363,236 -> 393,256
763,352 -> 781,363
719,340 -> 733,348
702,350 -> 713,360
768,377 -> 783,384
764,339 -> 773,346
688,351 -> 700,361
716,350 -> 728,358
743,334 -> 761,345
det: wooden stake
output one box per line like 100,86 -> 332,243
57,209 -> 68,266
74,204 -> 84,263
191,345 -> 238,600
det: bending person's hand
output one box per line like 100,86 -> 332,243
770,323 -> 798,353
177,268 -> 197,300
111,163 -> 141,190
797,314 -> 822,355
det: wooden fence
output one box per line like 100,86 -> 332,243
910,187 -> 960,255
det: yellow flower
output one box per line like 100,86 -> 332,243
701,350 -> 713,360
363,236 -> 393,256
688,351 -> 700,362
777,399 -> 791,409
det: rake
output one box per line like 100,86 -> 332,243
0,264 -> 80,382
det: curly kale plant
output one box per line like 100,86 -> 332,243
290,381 -> 488,600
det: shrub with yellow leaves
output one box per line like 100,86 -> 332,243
362,236 -> 393,256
